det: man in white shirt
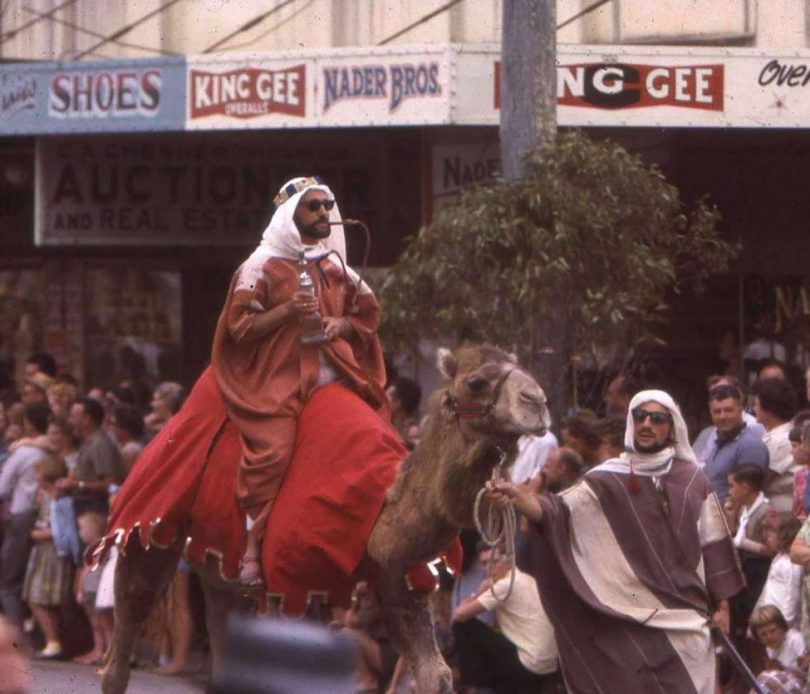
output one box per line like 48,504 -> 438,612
751,378 -> 798,513
452,547 -> 561,693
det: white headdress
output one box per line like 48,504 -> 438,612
261,176 -> 346,261
590,388 -> 696,480
233,177 -> 348,293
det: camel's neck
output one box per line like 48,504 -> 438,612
419,405 -> 517,529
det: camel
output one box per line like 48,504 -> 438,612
100,343 -> 549,694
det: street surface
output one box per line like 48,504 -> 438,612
28,659 -> 206,693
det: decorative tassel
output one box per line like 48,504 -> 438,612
629,469 -> 641,494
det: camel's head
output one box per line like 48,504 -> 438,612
437,344 -> 550,438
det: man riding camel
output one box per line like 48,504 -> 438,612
212,176 -> 388,586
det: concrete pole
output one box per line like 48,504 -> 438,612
499,0 -> 568,419
499,0 -> 557,181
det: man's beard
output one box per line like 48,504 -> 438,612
297,219 -> 331,239
634,439 -> 670,454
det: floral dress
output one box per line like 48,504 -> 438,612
22,493 -> 74,606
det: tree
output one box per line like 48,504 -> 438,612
379,132 -> 737,415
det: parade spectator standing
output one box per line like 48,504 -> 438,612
703,384 -> 770,502
723,465 -> 775,630
509,432 -> 558,485
453,547 -> 561,694
534,447 -> 584,494
109,404 -> 145,475
74,512 -> 111,665
490,390 -> 744,693
58,398 -> 124,516
0,402 -> 52,627
755,515 -> 802,627
21,372 -> 52,407
23,456 -> 74,659
789,415 -> 810,520
692,376 -> 763,464
25,353 -> 57,380
752,378 -> 799,513
386,377 -> 422,447
559,412 -> 601,468
144,381 -> 185,441
595,416 -> 625,462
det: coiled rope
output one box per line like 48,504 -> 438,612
472,447 -> 516,602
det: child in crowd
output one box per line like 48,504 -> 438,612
750,605 -> 807,677
23,456 -> 73,659
756,515 -> 803,627
725,465 -> 777,625
75,511 -> 111,665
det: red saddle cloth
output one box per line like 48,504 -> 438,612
93,367 -> 461,615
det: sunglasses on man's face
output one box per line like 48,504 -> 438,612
304,198 -> 335,212
631,408 -> 671,425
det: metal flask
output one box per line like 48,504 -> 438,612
298,250 -> 327,344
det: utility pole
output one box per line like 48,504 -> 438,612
499,0 -> 557,180
499,0 -> 568,421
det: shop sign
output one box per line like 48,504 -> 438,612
316,51 -> 450,126
1,73 -> 36,121
49,68 -> 162,118
35,135 -> 272,246
0,59 -> 186,135
186,58 -> 311,128
557,63 -> 723,111
189,65 -> 306,119
431,142 -> 500,199
322,62 -> 441,112
485,46 -> 810,128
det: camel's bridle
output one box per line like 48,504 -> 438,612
447,368 -> 515,421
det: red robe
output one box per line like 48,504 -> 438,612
212,255 -> 387,526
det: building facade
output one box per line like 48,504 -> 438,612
1,0 -> 809,411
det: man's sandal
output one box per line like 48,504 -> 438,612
238,556 -> 265,588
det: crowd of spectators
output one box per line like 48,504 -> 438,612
0,351 -> 188,679
9,351 -> 810,693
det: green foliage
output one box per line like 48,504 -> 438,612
379,131 -> 737,374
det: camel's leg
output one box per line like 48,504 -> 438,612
197,562 -> 252,678
101,542 -> 181,694
374,565 -> 453,694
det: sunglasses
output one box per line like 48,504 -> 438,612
631,408 -> 671,425
304,198 -> 335,212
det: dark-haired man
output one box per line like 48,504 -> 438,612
0,402 -> 52,626
704,384 -> 769,502
751,378 -> 798,513
59,397 -> 124,514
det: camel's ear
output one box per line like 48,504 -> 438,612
437,348 -> 457,380
506,352 -> 518,363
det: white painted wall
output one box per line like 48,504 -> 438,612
0,0 -> 806,62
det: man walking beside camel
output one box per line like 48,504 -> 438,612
489,389 -> 744,693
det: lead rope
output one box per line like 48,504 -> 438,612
473,447 -> 517,602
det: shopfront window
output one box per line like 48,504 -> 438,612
0,268 -> 45,396
84,267 -> 182,396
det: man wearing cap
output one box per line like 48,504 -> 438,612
489,389 -> 744,694
212,177 -> 387,585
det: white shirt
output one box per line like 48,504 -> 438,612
0,444 -> 45,515
756,553 -> 803,627
510,432 -> 558,484
477,569 -> 558,675
767,628 -> 806,672
763,421 -> 795,513
733,491 -> 767,548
